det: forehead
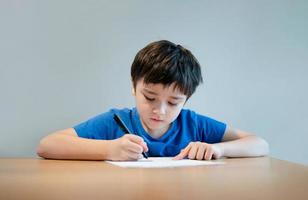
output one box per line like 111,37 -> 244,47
137,80 -> 186,98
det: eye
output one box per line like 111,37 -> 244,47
144,95 -> 155,101
168,102 -> 178,106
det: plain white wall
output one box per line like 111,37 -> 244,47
0,0 -> 307,165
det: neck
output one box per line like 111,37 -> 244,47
141,121 -> 170,139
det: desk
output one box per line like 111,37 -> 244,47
0,157 -> 307,200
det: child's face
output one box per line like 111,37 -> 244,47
132,79 -> 187,137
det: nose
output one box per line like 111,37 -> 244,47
152,102 -> 167,115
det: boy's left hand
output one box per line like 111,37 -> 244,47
173,142 -> 224,160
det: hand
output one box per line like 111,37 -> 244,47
173,142 -> 224,160
106,134 -> 148,161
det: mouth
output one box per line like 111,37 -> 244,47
150,117 -> 164,123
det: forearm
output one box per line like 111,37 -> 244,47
217,135 -> 269,158
37,134 -> 110,160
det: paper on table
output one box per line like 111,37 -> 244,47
106,157 -> 225,168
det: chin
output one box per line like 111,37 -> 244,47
147,122 -> 168,131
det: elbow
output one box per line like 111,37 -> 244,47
258,137 -> 270,156
247,135 -> 270,157
36,137 -> 51,158
264,140 -> 270,156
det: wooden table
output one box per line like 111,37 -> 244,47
0,157 -> 307,200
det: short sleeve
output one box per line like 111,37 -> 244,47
73,110 -> 117,140
196,113 -> 227,143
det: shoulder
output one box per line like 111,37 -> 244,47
73,107 -> 134,139
178,108 -> 207,122
180,109 -> 223,122
74,107 -> 134,129
178,109 -> 226,130
178,109 -> 227,143
109,107 -> 132,113
178,108 -> 197,118
108,107 -> 135,121
176,109 -> 199,127
93,107 -> 133,119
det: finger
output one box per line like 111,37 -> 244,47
128,140 -> 148,153
126,140 -> 144,154
188,144 -> 198,160
125,151 -> 141,161
141,141 -> 149,152
204,147 -> 214,160
173,144 -> 192,160
196,145 -> 206,160
124,134 -> 144,144
125,134 -> 148,152
212,151 -> 220,160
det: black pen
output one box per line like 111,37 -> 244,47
113,114 -> 148,159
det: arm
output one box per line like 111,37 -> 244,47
174,126 -> 269,160
36,128 -> 148,161
216,127 -> 269,157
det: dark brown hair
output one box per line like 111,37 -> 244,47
131,40 -> 203,99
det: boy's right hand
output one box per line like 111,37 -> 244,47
106,134 -> 148,161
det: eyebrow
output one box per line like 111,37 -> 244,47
142,88 -> 186,100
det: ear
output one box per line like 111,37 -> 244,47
131,79 -> 136,96
132,87 -> 136,96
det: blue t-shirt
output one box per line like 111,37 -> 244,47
74,107 -> 227,157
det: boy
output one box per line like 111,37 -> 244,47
37,40 -> 269,161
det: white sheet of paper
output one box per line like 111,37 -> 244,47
106,157 -> 225,168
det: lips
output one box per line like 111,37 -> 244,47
150,117 -> 164,122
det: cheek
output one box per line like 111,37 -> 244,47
168,107 -> 182,120
138,101 -> 151,113
136,95 -> 148,108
